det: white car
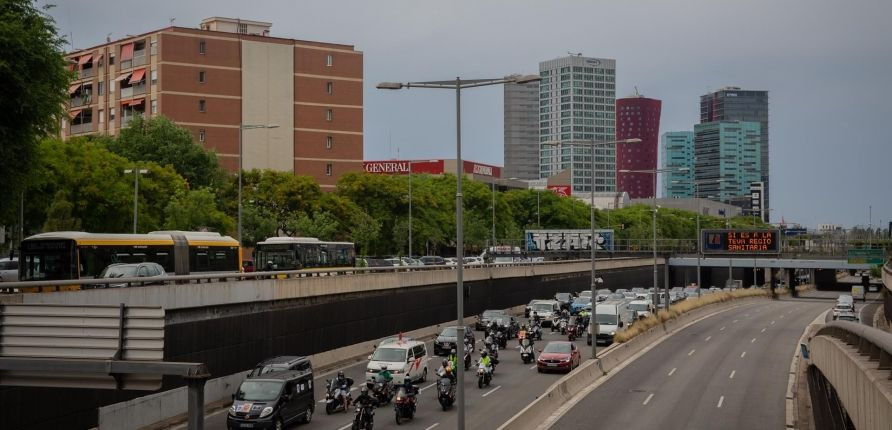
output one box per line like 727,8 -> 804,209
464,257 -> 484,266
528,300 -> 560,327
0,258 -> 18,282
366,339 -> 428,385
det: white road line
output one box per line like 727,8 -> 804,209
668,367 -> 677,376
717,395 -> 725,408
350,387 -> 357,391
705,336 -> 712,342
744,314 -> 750,317
688,349 -> 696,356
420,382 -> 436,392
720,326 -> 726,331
751,338 -> 757,343
425,424 -> 440,430
529,365 -> 538,370
732,319 -> 738,324
740,351 -> 747,358
729,370 -> 736,379
761,328 -> 766,333
338,424 -> 352,430
482,385 -> 502,397
643,393 -> 654,405
771,321 -> 776,325
780,314 -> 785,319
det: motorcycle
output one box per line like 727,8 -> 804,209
530,322 -> 543,340
476,361 -> 493,388
487,342 -> 500,369
463,342 -> 473,371
393,386 -> 416,424
557,317 -> 569,335
566,322 -> 579,341
495,330 -> 507,349
368,379 -> 394,405
519,338 -> 534,364
326,378 -> 353,414
436,370 -> 455,410
352,403 -> 375,430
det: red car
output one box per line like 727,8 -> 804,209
536,341 -> 581,373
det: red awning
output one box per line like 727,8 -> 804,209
68,109 -> 83,119
68,83 -> 82,94
123,98 -> 144,107
77,54 -> 93,65
115,72 -> 133,82
120,43 -> 134,60
128,68 -> 146,84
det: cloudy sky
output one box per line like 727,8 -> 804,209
49,0 -> 892,229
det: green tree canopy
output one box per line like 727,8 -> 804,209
163,188 -> 235,234
0,0 -> 71,220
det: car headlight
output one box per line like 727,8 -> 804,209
259,406 -> 274,418
228,404 -> 237,416
610,331 -> 616,336
562,357 -> 571,362
367,368 -> 376,373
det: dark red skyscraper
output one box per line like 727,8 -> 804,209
616,95 -> 662,198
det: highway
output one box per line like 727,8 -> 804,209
551,295 -> 833,430
199,314 -> 594,430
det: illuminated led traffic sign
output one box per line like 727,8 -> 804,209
700,229 -> 781,255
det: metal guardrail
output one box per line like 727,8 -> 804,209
883,261 -> 892,292
0,257 -> 646,292
813,320 -> 892,379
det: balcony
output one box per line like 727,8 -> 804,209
70,95 -> 92,108
120,83 -> 146,99
70,122 -> 94,135
121,50 -> 147,70
79,67 -> 95,79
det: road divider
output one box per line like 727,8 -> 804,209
498,294 -> 769,430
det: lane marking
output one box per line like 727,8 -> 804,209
668,367 -> 677,376
729,370 -> 736,379
420,382 -> 436,392
338,424 -> 352,430
732,320 -> 738,324
780,315 -> 785,319
717,395 -> 725,408
740,351 -> 747,358
720,326 -> 726,331
688,349 -> 696,356
761,328 -> 766,333
744,314 -> 750,317
771,321 -> 776,325
425,424 -> 440,430
643,393 -> 654,405
751,338 -> 757,343
705,336 -> 712,342
482,385 -> 502,397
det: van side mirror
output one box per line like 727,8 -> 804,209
231,393 -> 236,401
408,356 -> 416,363
619,321 -> 624,328
367,355 -> 373,360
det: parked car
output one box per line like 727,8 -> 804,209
536,341 -> 581,373
401,257 -> 423,266
92,262 -> 167,288
227,369 -> 315,429
475,309 -> 508,330
444,257 -> 458,266
0,258 -> 18,282
365,339 -> 428,385
247,356 -> 312,378
420,256 -> 446,266
464,257 -> 485,266
434,326 -> 474,356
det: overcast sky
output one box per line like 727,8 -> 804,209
49,0 -> 892,229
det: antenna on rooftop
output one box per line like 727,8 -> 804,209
169,17 -> 176,25
106,32 -> 112,42
634,86 -> 640,96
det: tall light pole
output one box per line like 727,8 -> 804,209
491,179 -> 496,250
548,137 -> 641,359
124,168 -> 149,233
537,189 -> 541,228
377,74 -> 541,430
238,123 -> 279,246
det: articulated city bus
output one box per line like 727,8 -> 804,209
18,231 -> 240,292
254,237 -> 355,270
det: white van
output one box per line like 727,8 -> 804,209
589,303 -> 625,346
365,339 -> 428,385
628,300 -> 653,320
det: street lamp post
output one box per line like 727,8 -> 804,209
123,168 -> 148,233
238,123 -> 280,246
377,74 -> 541,430
492,180 -> 496,250
537,189 -> 541,228
548,137 -> 641,359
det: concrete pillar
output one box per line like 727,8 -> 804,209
769,267 -> 777,297
186,377 -> 207,430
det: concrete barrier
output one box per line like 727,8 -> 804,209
99,306 -> 526,430
498,296 -> 768,430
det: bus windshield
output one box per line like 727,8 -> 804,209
20,241 -> 75,281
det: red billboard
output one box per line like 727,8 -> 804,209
547,185 -> 571,197
462,161 -> 501,178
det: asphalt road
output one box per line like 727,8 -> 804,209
553,296 -> 831,430
201,315 -> 595,430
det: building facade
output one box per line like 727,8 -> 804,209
693,120 -> 761,204
62,17 -> 363,189
503,80 -> 540,180
615,95 -> 661,198
629,197 -> 743,218
661,131 -> 695,198
538,55 -> 617,195
700,87 -> 769,218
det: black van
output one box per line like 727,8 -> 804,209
228,369 -> 314,429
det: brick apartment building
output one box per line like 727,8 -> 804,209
62,17 -> 363,188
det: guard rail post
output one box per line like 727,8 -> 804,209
186,374 -> 209,430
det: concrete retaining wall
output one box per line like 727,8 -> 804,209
498,296 -> 768,430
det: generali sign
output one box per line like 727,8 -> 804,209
364,161 -> 411,174
363,160 -> 445,175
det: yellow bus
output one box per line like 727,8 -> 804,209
18,231 -> 240,292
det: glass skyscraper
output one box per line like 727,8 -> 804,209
503,80 -> 541,180
538,55 -> 617,194
661,131 -> 695,198
693,121 -> 762,203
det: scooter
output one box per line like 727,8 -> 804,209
326,379 -> 353,414
566,322 -> 578,341
436,372 -> 455,410
463,342 -> 473,371
530,322 -> 543,341
519,338 -> 535,364
476,361 -> 493,388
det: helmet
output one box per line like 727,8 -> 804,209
337,371 -> 345,379
451,348 -> 456,355
360,386 -> 369,395
481,350 -> 488,357
442,359 -> 449,366
533,311 -> 538,315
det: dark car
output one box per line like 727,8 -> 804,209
490,315 -> 519,338
434,326 -> 474,355
248,356 -> 312,378
475,309 -> 508,330
536,341 -> 581,373
242,260 -> 255,273
554,292 -> 574,310
420,256 -> 446,266
228,369 -> 314,429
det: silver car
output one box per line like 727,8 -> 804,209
94,262 -> 166,288
0,258 -> 18,282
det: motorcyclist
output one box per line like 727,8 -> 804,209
479,350 -> 493,373
335,371 -> 354,406
375,367 -> 393,384
532,311 -> 541,325
402,377 -> 419,398
447,348 -> 459,370
354,386 -> 379,419
437,359 -> 457,383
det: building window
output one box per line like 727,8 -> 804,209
109,52 -> 115,65
198,129 -> 206,142
325,163 -> 332,176
199,70 -> 206,83
98,109 -> 105,123
198,40 -> 206,54
325,136 -> 332,149
325,109 -> 332,121
326,82 -> 333,94
238,23 -> 248,34
97,81 -> 104,95
151,99 -> 157,114
150,40 -> 157,55
326,54 -> 333,67
198,99 -> 206,112
110,107 -> 115,120
109,79 -> 115,92
151,69 -> 157,85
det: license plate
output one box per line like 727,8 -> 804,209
547,363 -> 558,367
240,424 -> 254,428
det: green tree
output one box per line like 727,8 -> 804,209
109,115 -> 224,188
163,188 -> 235,234
0,0 -> 71,220
286,211 -> 338,240
42,191 -> 82,231
240,204 -> 278,246
239,170 -> 323,235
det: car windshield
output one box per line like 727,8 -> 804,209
555,293 -> 571,301
250,364 -> 288,377
492,316 -> 510,325
482,310 -> 505,318
596,313 -> 618,325
372,347 -> 406,362
235,380 -> 283,402
543,343 -> 572,354
573,298 -> 590,305
630,303 -> 650,311
578,291 -> 592,297
102,265 -> 138,278
531,303 -> 553,312
440,327 -> 459,337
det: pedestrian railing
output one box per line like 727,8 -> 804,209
812,320 -> 892,379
